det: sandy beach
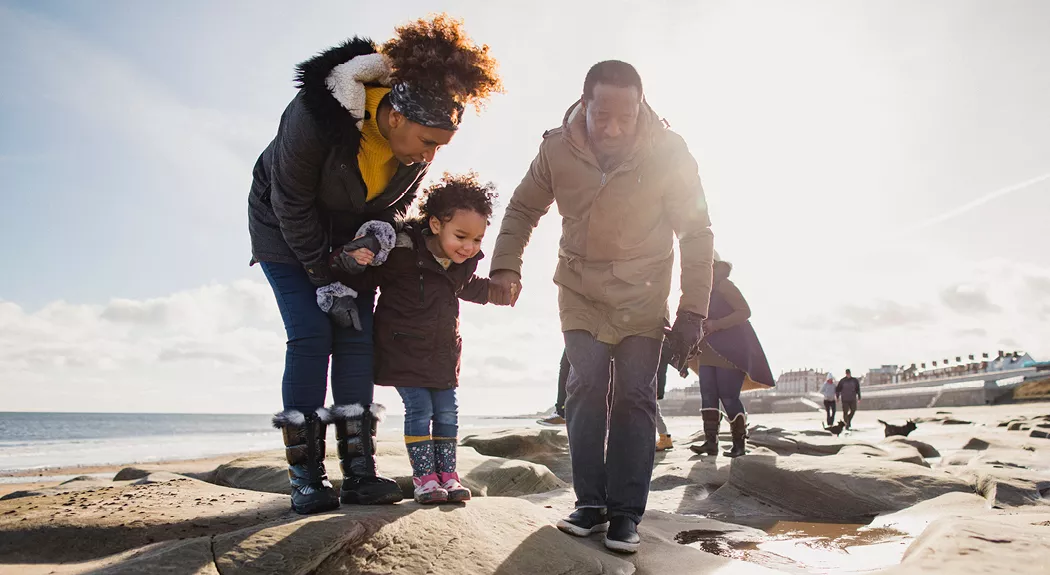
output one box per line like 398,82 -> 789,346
2,401 -> 1049,574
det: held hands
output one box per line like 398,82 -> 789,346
349,248 -> 374,266
664,311 -> 705,377
329,235 -> 381,275
489,270 -> 522,307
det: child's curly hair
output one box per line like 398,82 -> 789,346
383,14 -> 504,112
419,172 -> 498,224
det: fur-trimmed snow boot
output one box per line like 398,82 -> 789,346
330,403 -> 404,505
273,407 -> 340,515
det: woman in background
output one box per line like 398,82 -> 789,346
821,373 -> 838,427
689,255 -> 774,458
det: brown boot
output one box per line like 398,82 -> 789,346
690,410 -> 721,456
724,413 -> 748,458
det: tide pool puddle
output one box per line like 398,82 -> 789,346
677,519 -> 911,573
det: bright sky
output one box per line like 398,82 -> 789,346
2,0 -> 1049,415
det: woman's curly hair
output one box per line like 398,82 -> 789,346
383,14 -> 504,112
418,172 -> 498,224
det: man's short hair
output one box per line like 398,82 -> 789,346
583,60 -> 643,100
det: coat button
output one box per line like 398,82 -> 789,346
340,163 -> 347,170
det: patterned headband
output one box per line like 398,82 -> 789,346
388,81 -> 464,132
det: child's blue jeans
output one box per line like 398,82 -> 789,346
396,387 -> 459,438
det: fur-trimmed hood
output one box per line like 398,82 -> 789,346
248,40 -> 429,270
294,38 -> 390,143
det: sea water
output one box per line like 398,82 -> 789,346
0,412 -> 541,475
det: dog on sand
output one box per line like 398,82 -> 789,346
878,419 -> 918,437
823,420 -> 846,437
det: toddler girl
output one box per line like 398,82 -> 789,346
343,172 -> 500,503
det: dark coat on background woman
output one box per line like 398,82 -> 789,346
691,278 -> 775,391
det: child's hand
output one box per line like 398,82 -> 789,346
489,283 -> 507,306
349,248 -> 374,266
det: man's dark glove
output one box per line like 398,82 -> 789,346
329,235 -> 382,275
661,338 -> 687,379
303,260 -> 334,287
664,310 -> 705,378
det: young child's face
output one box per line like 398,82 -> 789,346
429,209 -> 488,264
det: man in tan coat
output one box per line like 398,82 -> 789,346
488,61 -> 715,553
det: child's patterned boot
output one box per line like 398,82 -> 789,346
435,437 -> 471,502
406,436 -> 448,504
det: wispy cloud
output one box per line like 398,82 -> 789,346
939,284 -> 1002,314
837,300 -> 936,329
783,257 -> 1050,373
906,171 -> 1050,232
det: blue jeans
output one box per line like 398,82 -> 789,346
697,366 -> 746,420
261,262 -> 376,412
396,387 -> 459,438
563,330 -> 662,525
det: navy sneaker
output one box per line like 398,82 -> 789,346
556,508 -> 609,537
604,516 -> 640,553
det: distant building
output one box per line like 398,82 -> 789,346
775,369 -> 826,394
874,350 -> 1035,385
866,365 -> 900,386
987,351 -> 1035,372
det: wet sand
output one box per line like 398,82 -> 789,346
0,453 -> 249,498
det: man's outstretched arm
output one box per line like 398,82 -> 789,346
664,135 -> 715,319
489,145 -> 555,305
661,135 -> 714,374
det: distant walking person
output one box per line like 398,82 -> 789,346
654,348 -> 674,451
689,255 -> 775,458
836,369 -> 861,430
821,373 -> 837,426
537,351 -> 570,426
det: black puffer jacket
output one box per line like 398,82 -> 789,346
248,38 -> 429,277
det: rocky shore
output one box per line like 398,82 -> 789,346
2,403 -> 1049,574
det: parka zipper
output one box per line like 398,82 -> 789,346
417,261 -> 425,306
393,331 -> 426,341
